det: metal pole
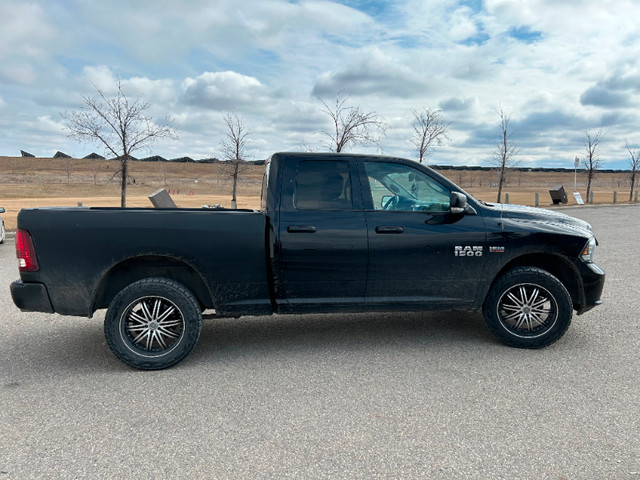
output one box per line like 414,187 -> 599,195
574,156 -> 579,192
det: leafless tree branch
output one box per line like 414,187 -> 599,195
62,79 -> 176,207
492,108 -> 519,203
318,92 -> 387,153
581,130 -> 604,202
409,107 -> 450,164
625,138 -> 640,202
220,112 -> 252,207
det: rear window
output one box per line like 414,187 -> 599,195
260,157 -> 271,211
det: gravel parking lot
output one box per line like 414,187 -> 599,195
1,205 -> 638,479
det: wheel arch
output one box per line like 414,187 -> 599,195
484,253 -> 583,310
91,255 -> 214,314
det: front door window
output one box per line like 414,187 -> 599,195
364,161 -> 450,213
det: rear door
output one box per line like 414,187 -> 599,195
360,158 -> 487,309
274,157 -> 368,311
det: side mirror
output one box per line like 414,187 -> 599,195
0,207 -> 5,214
450,192 -> 467,214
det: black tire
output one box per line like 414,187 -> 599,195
483,267 -> 572,349
104,278 -> 202,370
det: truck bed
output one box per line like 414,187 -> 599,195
15,207 -> 272,317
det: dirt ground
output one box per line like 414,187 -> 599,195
1,156 -> 636,230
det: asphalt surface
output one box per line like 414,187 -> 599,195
1,205 -> 638,479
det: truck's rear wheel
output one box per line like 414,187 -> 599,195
483,267 -> 572,348
104,278 -> 202,370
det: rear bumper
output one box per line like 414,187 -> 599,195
10,280 -> 55,313
576,262 -> 605,315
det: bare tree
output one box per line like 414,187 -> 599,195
581,130 -> 604,202
410,107 -> 450,164
319,92 -> 387,152
65,157 -> 72,184
90,159 -> 103,185
162,163 -> 169,187
625,139 -> 640,202
62,79 -> 175,207
492,109 -> 518,203
220,112 -> 252,209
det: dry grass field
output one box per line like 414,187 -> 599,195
1,155 -> 636,230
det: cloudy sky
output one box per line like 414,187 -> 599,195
1,0 -> 639,168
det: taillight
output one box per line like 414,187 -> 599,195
16,229 -> 39,271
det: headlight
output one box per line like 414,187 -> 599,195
580,237 -> 597,263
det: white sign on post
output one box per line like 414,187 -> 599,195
573,192 -> 584,205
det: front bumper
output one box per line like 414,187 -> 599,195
576,262 -> 605,315
10,280 -> 55,313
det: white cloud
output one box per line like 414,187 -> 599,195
0,63 -> 37,85
0,1 -> 58,84
34,116 -> 66,135
449,7 -> 479,42
312,47 -> 428,98
124,77 -> 177,105
181,71 -> 270,111
82,66 -> 119,93
0,1 -> 56,59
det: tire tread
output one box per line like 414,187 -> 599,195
483,266 -> 572,349
104,277 -> 202,370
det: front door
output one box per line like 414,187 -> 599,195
361,159 -> 486,309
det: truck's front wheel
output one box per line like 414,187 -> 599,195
104,278 -> 202,370
483,267 -> 572,348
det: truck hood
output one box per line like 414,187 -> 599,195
495,204 -> 594,237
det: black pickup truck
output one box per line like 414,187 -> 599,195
11,152 -> 605,369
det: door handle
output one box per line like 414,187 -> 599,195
375,226 -> 404,234
287,225 -> 317,233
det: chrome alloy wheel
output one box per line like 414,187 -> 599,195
497,283 -> 558,338
120,296 -> 185,356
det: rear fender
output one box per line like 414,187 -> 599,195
91,255 -> 213,315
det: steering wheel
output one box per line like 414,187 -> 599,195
382,195 -> 398,210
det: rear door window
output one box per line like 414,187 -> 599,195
294,160 -> 353,210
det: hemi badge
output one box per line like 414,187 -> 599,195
490,246 -> 505,253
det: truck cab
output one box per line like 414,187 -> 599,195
267,153 -> 487,313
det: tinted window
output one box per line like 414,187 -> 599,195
364,161 -> 450,212
295,160 -> 353,210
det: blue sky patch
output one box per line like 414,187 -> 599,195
507,26 -> 544,44
462,30 -> 490,46
458,0 -> 484,14
338,0 -> 399,22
